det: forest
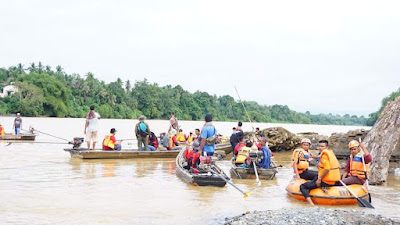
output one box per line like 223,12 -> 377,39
0,63 -> 372,125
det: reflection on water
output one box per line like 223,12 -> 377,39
0,117 -> 399,224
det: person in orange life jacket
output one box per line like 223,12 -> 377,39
338,140 -> 372,185
103,128 -> 121,150
235,140 -> 252,167
197,114 -> 217,157
300,140 -> 341,206
292,138 -> 318,180
0,123 -> 5,135
176,129 -> 187,142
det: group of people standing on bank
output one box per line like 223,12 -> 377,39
291,138 -> 372,206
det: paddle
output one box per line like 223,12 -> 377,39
209,167 -> 251,199
359,137 -> 372,203
339,180 -> 374,208
252,160 -> 261,186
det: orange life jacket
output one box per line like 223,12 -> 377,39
318,149 -> 341,185
103,133 -> 115,149
176,132 -> 186,142
236,146 -> 251,164
349,152 -> 369,180
0,125 -> 4,135
291,148 -> 310,174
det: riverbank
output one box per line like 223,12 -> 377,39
224,208 -> 399,225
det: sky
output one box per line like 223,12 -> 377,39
1,0 -> 399,117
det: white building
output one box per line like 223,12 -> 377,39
0,85 -> 18,98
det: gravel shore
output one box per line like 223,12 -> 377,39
224,208 -> 399,225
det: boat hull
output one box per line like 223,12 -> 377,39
230,158 -> 278,180
0,133 -> 36,141
286,178 -> 369,205
64,149 -> 180,159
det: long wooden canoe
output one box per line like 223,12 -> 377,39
64,148 -> 181,159
230,158 -> 278,180
0,133 -> 36,141
175,149 -> 229,187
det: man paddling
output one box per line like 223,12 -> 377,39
339,140 -> 372,185
291,138 -> 318,180
300,140 -> 341,206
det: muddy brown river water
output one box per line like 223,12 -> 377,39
0,117 -> 399,224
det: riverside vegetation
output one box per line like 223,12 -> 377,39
0,62 -> 396,126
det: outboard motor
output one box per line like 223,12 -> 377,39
198,156 -> 218,171
249,150 -> 264,164
71,137 -> 84,149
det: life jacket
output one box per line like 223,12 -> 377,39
0,125 -> 4,135
349,152 -> 369,180
176,132 -> 186,142
236,146 -> 251,164
103,133 -> 115,149
187,135 -> 193,143
318,149 -> 341,185
169,136 -> 176,149
291,148 -> 310,174
184,148 -> 194,161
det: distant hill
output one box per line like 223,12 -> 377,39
0,62 -> 367,125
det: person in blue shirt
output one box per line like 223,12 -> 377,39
198,114 -> 217,157
259,137 -> 272,169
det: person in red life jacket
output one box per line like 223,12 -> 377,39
233,134 -> 246,156
102,128 -> 121,151
191,141 -> 201,171
183,141 -> 199,170
147,131 -> 158,151
0,123 -> 5,135
339,140 -> 372,185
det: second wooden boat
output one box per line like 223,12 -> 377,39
64,148 -> 181,159
230,158 -> 278,180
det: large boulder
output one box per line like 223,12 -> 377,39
328,129 -> 370,159
366,96 -> 400,185
246,127 -> 301,151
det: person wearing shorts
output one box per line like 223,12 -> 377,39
84,106 -> 101,150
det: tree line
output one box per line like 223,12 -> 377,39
366,88 -> 400,126
0,62 -> 368,125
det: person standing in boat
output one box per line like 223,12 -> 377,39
339,140 -> 372,185
102,128 -> 122,151
135,115 -> 151,151
300,140 -> 341,206
197,114 -> 217,157
230,122 -> 244,152
168,112 -> 179,132
12,113 -> 22,135
84,106 -> 101,150
291,138 -> 318,180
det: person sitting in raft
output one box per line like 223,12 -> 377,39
300,140 -> 341,206
291,138 -> 318,180
0,123 -> 5,135
176,129 -> 187,142
235,140 -> 252,168
183,141 -> 198,170
258,137 -> 272,169
338,140 -> 372,185
103,128 -> 122,151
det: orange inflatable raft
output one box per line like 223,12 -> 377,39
286,178 -> 369,205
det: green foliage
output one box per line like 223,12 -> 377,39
366,88 -> 400,126
0,63 -> 369,125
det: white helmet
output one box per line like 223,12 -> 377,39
301,138 -> 311,144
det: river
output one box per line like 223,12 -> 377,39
0,117 -> 399,224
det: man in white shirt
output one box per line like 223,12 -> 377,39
84,105 -> 101,150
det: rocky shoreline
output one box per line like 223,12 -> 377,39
224,208 -> 399,225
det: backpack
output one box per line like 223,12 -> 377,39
162,135 -> 170,148
137,122 -> 148,137
205,126 -> 217,146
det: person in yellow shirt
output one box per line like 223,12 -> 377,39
299,140 -> 341,206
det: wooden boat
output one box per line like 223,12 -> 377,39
0,133 -> 36,141
286,178 -> 369,205
230,158 -> 278,180
175,149 -> 229,187
215,142 -> 232,154
64,148 -> 181,159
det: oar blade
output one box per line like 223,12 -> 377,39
243,191 -> 251,199
357,198 -> 374,209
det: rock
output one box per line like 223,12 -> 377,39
245,127 -> 301,151
297,132 -> 328,150
366,96 -> 400,185
328,129 -> 369,159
